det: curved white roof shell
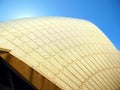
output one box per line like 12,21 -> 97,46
0,17 -> 120,90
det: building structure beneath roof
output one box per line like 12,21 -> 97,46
0,17 -> 120,90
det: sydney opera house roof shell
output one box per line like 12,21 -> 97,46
0,17 -> 120,90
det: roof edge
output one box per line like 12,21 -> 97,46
0,48 -> 11,52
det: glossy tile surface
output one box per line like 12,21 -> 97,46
0,17 -> 120,90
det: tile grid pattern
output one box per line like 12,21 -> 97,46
0,17 -> 120,90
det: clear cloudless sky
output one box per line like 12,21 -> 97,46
0,0 -> 120,49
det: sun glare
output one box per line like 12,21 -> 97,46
14,13 -> 35,19
11,8 -> 37,20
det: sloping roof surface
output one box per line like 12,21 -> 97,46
0,17 -> 120,90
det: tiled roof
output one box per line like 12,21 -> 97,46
0,17 -> 120,90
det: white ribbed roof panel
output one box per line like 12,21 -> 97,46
0,17 -> 120,90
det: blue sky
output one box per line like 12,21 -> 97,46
0,0 -> 120,50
